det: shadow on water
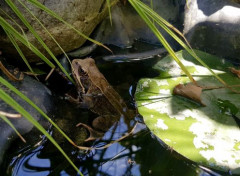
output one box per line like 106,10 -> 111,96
4,121 -> 219,176
2,43 -> 225,176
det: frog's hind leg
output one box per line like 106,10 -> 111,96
92,115 -> 118,132
76,123 -> 104,142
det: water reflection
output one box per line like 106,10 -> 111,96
7,117 -> 222,176
10,146 -> 51,176
4,43 -> 226,175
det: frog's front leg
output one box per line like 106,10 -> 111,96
65,93 -> 89,108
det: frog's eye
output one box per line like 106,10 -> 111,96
78,67 -> 87,76
78,67 -> 84,73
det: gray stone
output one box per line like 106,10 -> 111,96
102,0 -> 181,48
0,0 -> 113,62
0,64 -> 53,165
183,0 -> 240,61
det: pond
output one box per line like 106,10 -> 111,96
2,42 -> 228,176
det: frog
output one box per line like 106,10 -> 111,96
71,58 -> 133,141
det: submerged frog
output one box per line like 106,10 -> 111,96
71,58 -> 133,141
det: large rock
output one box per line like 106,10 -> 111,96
0,60 -> 53,165
183,0 -> 240,61
0,0 -> 113,62
102,0 -> 182,48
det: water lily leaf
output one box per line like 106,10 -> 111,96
135,50 -> 240,174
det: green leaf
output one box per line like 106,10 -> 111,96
135,50 -> 240,174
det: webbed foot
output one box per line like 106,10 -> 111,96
76,123 -> 104,142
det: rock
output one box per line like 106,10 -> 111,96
0,61 -> 53,165
101,0 -> 181,48
0,0 -> 114,62
232,0 -> 240,3
183,0 -> 240,61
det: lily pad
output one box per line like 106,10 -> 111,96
135,50 -> 240,174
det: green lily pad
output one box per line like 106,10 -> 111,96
135,50 -> 240,174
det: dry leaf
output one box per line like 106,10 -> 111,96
229,67 -> 240,78
173,83 -> 205,106
0,61 -> 24,81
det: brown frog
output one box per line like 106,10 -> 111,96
71,58 -> 133,141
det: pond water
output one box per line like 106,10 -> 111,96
2,42 -> 226,176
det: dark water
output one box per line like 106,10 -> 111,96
4,124 -> 219,176
2,43 -> 225,176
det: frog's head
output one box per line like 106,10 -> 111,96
72,58 -> 95,93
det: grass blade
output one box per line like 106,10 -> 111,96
0,8 -> 31,49
26,0 -> 112,53
0,76 -> 77,146
134,0 -> 228,86
17,0 -> 73,77
0,16 -> 55,68
5,0 -> 74,83
0,114 -> 26,143
129,0 -> 195,83
0,87 -> 83,175
4,30 -> 35,76
106,0 -> 112,26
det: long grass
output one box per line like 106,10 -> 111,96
129,0 -> 229,87
0,16 -> 56,68
5,0 -> 75,82
0,0 -> 230,175
0,114 -> 26,143
0,80 -> 83,175
0,0 -> 121,174
26,0 -> 112,53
